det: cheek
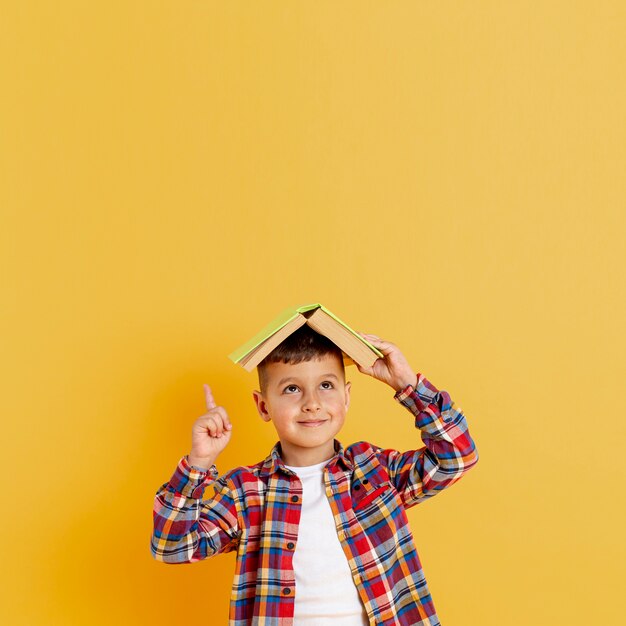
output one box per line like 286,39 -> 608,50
278,399 -> 300,415
332,394 -> 348,408
272,395 -> 295,410
274,394 -> 298,412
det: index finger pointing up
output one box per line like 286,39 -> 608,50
204,384 -> 217,410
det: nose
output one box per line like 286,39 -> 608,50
302,390 -> 321,412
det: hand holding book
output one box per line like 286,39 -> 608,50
354,333 -> 418,393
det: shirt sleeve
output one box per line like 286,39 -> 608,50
376,372 -> 479,509
150,455 -> 240,563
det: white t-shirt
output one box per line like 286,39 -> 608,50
284,460 -> 370,625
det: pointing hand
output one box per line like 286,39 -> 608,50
188,384 -> 233,469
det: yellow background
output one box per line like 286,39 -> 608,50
1,2 -> 624,624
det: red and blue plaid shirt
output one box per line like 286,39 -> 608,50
151,373 -> 479,625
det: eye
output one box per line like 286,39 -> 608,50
320,381 -> 334,389
283,385 -> 299,394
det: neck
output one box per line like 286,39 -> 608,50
279,440 -> 336,467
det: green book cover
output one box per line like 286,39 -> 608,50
228,303 -> 383,364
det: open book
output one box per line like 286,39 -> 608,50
228,303 -> 384,372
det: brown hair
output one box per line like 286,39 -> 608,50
256,325 -> 345,394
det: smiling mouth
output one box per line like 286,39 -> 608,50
298,420 -> 327,427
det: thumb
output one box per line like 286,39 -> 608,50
355,362 -> 372,375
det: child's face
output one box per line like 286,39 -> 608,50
252,353 -> 351,466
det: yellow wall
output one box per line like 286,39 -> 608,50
1,2 -> 624,624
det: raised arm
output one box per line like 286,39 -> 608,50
354,333 -> 479,508
379,372 -> 479,508
150,384 -> 240,563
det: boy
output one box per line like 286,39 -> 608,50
151,325 -> 479,625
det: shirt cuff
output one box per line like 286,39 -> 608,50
393,372 -> 437,409
394,372 -> 462,434
167,455 -> 219,500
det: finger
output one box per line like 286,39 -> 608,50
204,384 -> 217,410
205,417 -> 218,437
206,416 -> 226,438
358,332 -> 382,342
210,411 -> 233,436
360,333 -> 383,344
212,408 -> 232,432
365,337 -> 395,353
206,406 -> 231,430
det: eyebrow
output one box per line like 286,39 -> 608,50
276,373 -> 339,387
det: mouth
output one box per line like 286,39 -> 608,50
297,420 -> 328,427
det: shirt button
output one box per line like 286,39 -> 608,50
283,587 -> 291,595
354,484 -> 361,490
287,542 -> 295,550
291,495 -> 299,503
362,479 -> 369,485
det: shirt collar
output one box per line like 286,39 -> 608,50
260,439 -> 353,478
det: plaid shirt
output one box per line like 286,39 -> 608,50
151,373 -> 479,625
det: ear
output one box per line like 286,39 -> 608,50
252,390 -> 272,422
344,381 -> 351,411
